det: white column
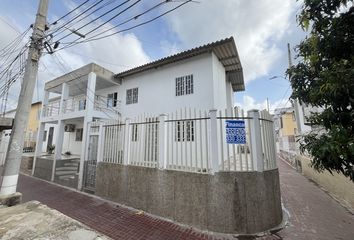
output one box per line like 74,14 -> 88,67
51,83 -> 69,181
78,72 -> 96,190
248,110 -> 264,172
123,118 -> 131,165
32,122 -> 45,175
59,83 -> 69,115
32,90 -> 49,175
41,90 -> 49,118
209,109 -> 219,173
158,114 -> 167,169
51,120 -> 64,181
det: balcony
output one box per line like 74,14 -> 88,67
41,63 -> 121,121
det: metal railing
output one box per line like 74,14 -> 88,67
90,108 -> 277,174
43,100 -> 60,117
63,95 -> 86,113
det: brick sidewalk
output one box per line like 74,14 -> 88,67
18,174 -> 229,240
17,159 -> 354,240
277,159 -> 354,240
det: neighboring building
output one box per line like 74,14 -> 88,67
273,107 -> 297,154
4,101 -> 42,136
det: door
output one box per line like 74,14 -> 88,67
83,135 -> 99,191
46,127 -> 54,152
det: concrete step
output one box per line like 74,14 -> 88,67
56,166 -> 78,171
63,163 -> 79,167
55,171 -> 77,176
58,175 -> 76,180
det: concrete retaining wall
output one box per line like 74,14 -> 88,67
33,158 -> 53,181
95,163 -> 282,234
298,155 -> 354,212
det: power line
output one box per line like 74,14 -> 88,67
56,0 -> 192,52
62,0 -> 167,46
50,0 -> 90,25
55,0 -> 133,43
49,0 -> 108,37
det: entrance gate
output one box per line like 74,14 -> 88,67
83,124 -> 99,192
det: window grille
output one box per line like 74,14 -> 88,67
126,88 -> 138,104
176,74 -> 193,96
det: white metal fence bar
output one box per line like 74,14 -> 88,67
102,120 -> 125,164
260,110 -> 277,170
165,109 -> 210,173
93,108 -> 277,174
128,114 -> 158,168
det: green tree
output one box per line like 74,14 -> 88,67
288,0 -> 354,181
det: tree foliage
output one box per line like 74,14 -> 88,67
288,0 -> 354,181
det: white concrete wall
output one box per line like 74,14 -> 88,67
42,123 -> 57,153
41,121 -> 83,155
117,53 -> 216,118
62,121 -> 83,155
211,53 -> 228,111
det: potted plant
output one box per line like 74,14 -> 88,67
47,145 -> 55,154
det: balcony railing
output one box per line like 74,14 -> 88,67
63,95 -> 87,113
43,100 -> 60,118
94,95 -> 121,115
42,95 -> 121,118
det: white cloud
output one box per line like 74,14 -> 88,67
165,0 -> 297,83
0,4 -> 151,111
236,95 -> 292,114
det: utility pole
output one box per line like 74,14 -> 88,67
288,43 -> 302,135
0,0 -> 49,196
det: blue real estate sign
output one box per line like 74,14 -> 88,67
225,120 -> 246,144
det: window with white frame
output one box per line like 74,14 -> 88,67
43,131 -> 47,141
75,128 -> 83,141
131,124 -> 138,141
107,92 -> 118,107
176,74 -> 193,96
78,99 -> 86,111
126,88 -> 138,104
175,120 -> 194,142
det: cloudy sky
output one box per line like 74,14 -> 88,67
0,0 -> 307,112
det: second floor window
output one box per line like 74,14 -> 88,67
107,92 -> 118,107
176,74 -> 193,96
126,88 -> 138,104
78,99 -> 86,111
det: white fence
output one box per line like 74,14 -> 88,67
88,108 -> 277,174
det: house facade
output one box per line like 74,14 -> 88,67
33,37 -> 245,180
31,37 -> 284,234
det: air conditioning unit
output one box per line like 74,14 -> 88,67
64,124 -> 75,132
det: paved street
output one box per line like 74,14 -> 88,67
16,159 -> 354,240
277,159 -> 354,240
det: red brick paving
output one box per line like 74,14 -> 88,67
17,158 -> 354,240
277,158 -> 354,240
18,174 -> 229,240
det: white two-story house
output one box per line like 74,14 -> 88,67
34,37 -> 245,183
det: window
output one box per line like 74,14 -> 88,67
75,128 -> 83,141
126,88 -> 138,104
43,131 -> 47,141
175,121 -> 194,142
131,124 -> 138,141
78,100 -> 86,111
176,74 -> 193,96
107,92 -> 118,107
